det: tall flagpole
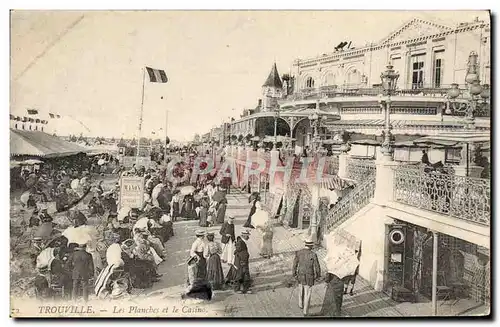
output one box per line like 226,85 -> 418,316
136,67 -> 146,166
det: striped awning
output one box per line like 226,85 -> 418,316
317,176 -> 355,191
10,129 -> 90,158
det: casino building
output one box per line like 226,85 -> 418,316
219,16 -> 491,315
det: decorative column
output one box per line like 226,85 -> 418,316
337,144 -> 351,180
431,230 -> 439,316
373,158 -> 399,206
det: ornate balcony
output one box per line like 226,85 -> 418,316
281,84 -> 471,103
393,165 -> 490,226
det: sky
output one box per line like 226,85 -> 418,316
10,10 -> 489,141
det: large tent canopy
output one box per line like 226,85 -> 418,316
10,129 -> 90,158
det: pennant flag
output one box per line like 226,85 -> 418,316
28,118 -> 35,123
49,113 -> 55,118
146,67 -> 168,83
57,114 -> 61,118
27,109 -> 38,115
9,114 -> 14,120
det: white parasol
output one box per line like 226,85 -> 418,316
252,209 -> 269,229
180,185 -> 196,195
70,179 -> 80,190
325,245 -> 359,279
62,226 -> 92,245
98,159 -> 106,166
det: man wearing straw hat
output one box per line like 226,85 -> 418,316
292,238 -> 321,316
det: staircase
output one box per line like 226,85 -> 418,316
325,174 -> 376,232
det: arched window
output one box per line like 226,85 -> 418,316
29,125 -> 32,130
305,77 -> 315,88
346,68 -> 361,85
35,125 -> 38,131
323,72 -> 335,86
41,126 -> 44,132
15,123 -> 17,129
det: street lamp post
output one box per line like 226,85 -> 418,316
445,51 -> 490,177
272,106 -> 280,150
446,51 -> 490,130
308,100 -> 326,154
379,63 -> 400,159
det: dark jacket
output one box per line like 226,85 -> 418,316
234,238 -> 250,280
70,249 -> 94,280
292,248 -> 321,287
219,222 -> 235,244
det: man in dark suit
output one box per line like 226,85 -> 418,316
292,239 -> 321,316
69,244 -> 94,302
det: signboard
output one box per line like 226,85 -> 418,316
119,176 -> 145,209
122,156 -> 152,168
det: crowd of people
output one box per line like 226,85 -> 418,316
11,146 -> 362,317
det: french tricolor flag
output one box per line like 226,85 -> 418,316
146,67 -> 168,83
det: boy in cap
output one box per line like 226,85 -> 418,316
292,238 -> 321,316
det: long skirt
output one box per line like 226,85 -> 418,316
206,254 -> 224,290
221,241 -> 235,264
320,275 -> 345,317
225,265 -> 238,285
195,251 -> 207,280
172,202 -> 180,221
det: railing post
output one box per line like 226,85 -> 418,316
338,153 -> 349,179
373,159 -> 399,206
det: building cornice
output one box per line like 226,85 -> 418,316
297,21 -> 489,67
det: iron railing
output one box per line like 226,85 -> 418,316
325,175 -> 376,231
393,166 -> 490,226
346,157 -> 376,181
281,84 -> 471,103
325,156 -> 339,175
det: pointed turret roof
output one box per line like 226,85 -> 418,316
262,62 -> 283,88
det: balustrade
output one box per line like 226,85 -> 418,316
346,157 -> 376,181
325,156 -> 339,175
281,84 -> 472,104
325,175 -> 376,231
393,166 -> 490,226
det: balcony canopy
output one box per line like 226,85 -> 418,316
412,131 -> 491,147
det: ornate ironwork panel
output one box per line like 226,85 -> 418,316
346,158 -> 376,181
325,156 -> 339,175
393,166 -> 490,226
